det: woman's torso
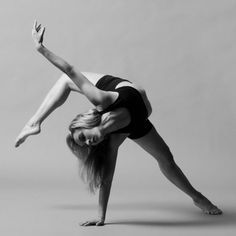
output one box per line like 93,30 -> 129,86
81,72 -> 152,117
93,74 -> 152,138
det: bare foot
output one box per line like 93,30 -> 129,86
15,122 -> 41,147
193,196 -> 223,215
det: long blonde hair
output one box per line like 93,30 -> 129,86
67,108 -> 109,193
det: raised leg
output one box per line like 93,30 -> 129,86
15,74 -> 74,147
133,126 -> 222,215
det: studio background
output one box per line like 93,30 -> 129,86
0,0 -> 235,235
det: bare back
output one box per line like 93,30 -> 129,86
66,72 -> 152,117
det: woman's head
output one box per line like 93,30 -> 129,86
69,108 -> 104,146
67,108 -> 109,193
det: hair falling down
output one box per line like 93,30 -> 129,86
66,108 -> 109,193
66,133 -> 110,193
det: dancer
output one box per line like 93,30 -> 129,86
15,21 -> 222,226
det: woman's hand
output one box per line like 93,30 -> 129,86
32,20 -> 45,49
80,219 -> 105,227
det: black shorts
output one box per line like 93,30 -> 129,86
128,119 -> 153,139
96,75 -> 153,139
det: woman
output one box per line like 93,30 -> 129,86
15,21 -> 222,226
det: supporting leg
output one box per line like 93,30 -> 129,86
133,126 -> 222,215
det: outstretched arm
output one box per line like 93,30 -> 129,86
32,21 -> 117,110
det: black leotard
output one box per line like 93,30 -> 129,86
95,75 -> 153,139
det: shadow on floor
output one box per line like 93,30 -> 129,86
50,202 -> 236,227
105,216 -> 231,228
50,201 -> 222,213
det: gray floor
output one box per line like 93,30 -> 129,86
1,181 -> 235,236
2,1 -> 236,235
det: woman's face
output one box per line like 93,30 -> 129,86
72,127 -> 104,146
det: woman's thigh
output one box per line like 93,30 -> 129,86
81,72 -> 105,85
133,125 -> 174,164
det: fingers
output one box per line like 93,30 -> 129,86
32,20 -> 38,36
32,20 -> 46,46
79,220 -> 105,227
41,27 -> 46,37
40,27 -> 45,43
79,221 -> 88,226
36,24 -> 41,32
80,221 -> 95,226
33,20 -> 44,32
33,20 -> 37,30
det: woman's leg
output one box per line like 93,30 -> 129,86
133,126 -> 222,215
15,74 -> 75,147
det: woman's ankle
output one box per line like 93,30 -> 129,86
192,191 -> 205,202
28,118 -> 41,128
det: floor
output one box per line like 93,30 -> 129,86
1,180 -> 235,236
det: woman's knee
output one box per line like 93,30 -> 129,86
58,73 -> 70,84
57,74 -> 81,93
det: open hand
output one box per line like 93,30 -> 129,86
80,219 -> 105,226
32,20 -> 45,49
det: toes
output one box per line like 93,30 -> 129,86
209,211 -> 219,215
79,221 -> 88,226
80,221 -> 96,226
210,206 -> 222,215
15,140 -> 19,147
194,199 -> 222,216
15,137 -> 25,147
212,209 -> 223,215
206,207 -> 223,215
15,139 -> 22,147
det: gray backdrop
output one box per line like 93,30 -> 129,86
1,0 -> 236,235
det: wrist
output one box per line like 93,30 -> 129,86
98,215 -> 105,221
36,43 -> 44,52
98,208 -> 106,221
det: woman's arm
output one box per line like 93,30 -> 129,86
80,148 -> 117,226
80,134 -> 127,226
32,21 -> 117,109
99,108 -> 131,137
98,147 -> 118,222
